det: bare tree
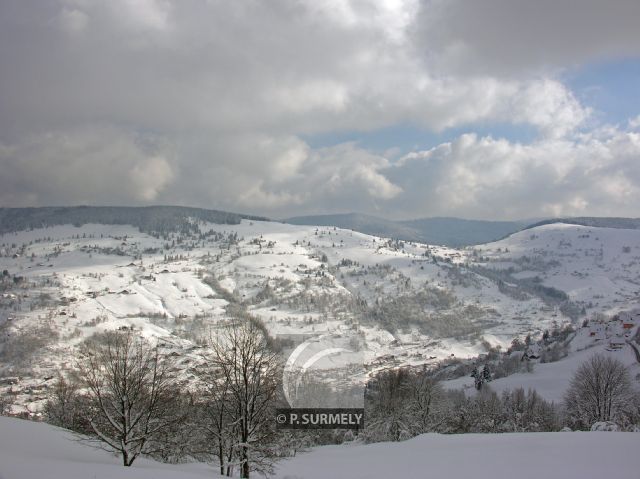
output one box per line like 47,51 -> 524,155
0,390 -> 11,416
472,387 -> 504,433
564,353 -> 634,430
76,330 -> 180,466
193,364 -> 237,476
406,373 -> 445,434
501,387 -> 559,432
207,319 -> 281,478
44,374 -> 90,434
364,369 -> 413,442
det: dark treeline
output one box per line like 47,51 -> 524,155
364,368 -> 560,442
364,353 -> 640,442
0,206 -> 268,236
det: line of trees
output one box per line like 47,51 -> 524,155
44,321 -> 281,478
364,353 -> 639,441
364,368 -> 561,441
40,328 -> 640,474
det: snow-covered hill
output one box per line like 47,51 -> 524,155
477,223 -> 640,310
0,416 -> 213,479
274,429 -> 640,479
1,219 -> 639,413
1,416 -> 639,479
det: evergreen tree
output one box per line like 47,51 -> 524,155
482,365 -> 492,383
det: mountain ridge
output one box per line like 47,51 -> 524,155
0,205 -> 269,236
3,207 -> 640,248
284,212 -> 530,247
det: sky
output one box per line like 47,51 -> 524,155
0,0 -> 639,221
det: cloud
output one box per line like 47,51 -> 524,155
386,125 -> 640,219
116,0 -> 172,32
629,115 -> 640,130
57,7 -> 89,35
0,127 -> 174,206
162,136 -> 402,216
130,156 -> 174,201
0,127 -> 399,216
1,121 -> 639,221
413,0 -> 640,77
507,80 -> 590,138
0,0 -> 592,139
0,1 -> 637,218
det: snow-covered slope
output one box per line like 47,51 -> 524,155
0,416 -> 213,479
3,416 -> 638,479
1,219 -> 639,413
275,431 -> 640,479
476,223 -> 640,311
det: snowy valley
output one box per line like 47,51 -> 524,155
0,216 -> 639,414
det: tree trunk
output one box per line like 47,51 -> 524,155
241,445 -> 250,478
218,440 -> 224,476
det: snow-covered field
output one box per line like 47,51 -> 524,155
275,431 -> 640,479
0,416 -> 213,479
2,416 -> 639,479
1,219 -> 640,413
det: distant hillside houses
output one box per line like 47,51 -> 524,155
522,343 -> 542,360
587,308 -> 639,350
618,310 -> 639,330
588,323 -> 606,341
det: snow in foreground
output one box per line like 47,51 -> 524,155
0,417 -> 212,479
2,417 -> 640,479
276,432 -> 640,479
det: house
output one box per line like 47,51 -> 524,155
522,343 -> 542,360
614,310 -> 639,337
608,336 -> 625,351
0,377 -> 19,386
619,311 -> 638,330
589,323 -> 606,340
